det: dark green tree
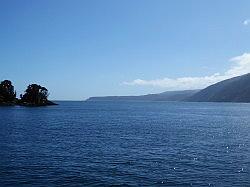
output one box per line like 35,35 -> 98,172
21,84 -> 49,105
0,80 -> 16,103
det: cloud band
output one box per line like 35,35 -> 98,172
123,53 -> 250,90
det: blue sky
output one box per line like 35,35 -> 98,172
0,0 -> 250,100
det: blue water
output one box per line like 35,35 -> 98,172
0,101 -> 250,186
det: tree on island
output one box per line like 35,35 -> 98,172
0,80 -> 56,106
20,84 -> 52,106
0,80 -> 16,103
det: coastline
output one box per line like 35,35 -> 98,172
0,100 -> 57,107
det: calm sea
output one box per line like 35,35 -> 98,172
0,101 -> 249,186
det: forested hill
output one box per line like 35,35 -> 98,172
186,73 -> 250,103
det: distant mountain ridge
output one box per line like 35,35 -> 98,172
86,73 -> 250,103
186,73 -> 250,102
86,90 -> 199,102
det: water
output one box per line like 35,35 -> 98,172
0,101 -> 250,186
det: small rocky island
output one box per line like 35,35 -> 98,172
0,80 -> 57,106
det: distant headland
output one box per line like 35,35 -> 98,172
0,80 -> 57,106
86,73 -> 250,103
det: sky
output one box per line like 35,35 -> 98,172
0,0 -> 250,100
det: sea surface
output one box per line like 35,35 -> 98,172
0,101 -> 250,186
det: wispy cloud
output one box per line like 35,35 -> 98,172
123,53 -> 250,90
243,19 -> 250,26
